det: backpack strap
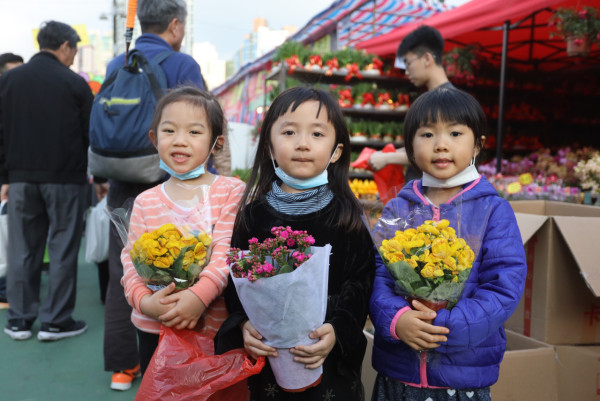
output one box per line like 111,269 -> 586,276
128,50 -> 173,101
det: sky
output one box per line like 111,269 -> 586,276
0,0 -> 334,61
0,0 -> 470,62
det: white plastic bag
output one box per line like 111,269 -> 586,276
85,197 -> 109,263
231,244 -> 331,391
0,201 -> 7,278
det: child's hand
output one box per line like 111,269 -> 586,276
139,283 -> 176,320
290,323 -> 336,369
395,300 -> 449,351
158,289 -> 206,330
241,320 -> 278,359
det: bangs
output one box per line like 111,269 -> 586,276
411,89 -> 481,130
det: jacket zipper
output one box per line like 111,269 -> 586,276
420,204 -> 439,387
419,350 -> 428,387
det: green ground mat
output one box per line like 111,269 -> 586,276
0,243 -> 141,400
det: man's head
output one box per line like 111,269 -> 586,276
0,53 -> 24,76
37,21 -> 80,67
395,25 -> 447,90
138,0 -> 187,51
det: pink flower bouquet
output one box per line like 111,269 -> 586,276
227,227 -> 331,392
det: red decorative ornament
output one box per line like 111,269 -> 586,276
285,55 -> 302,74
344,62 -> 363,81
362,92 -> 376,106
325,57 -> 339,76
308,55 -> 323,69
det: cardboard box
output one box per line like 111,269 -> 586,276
554,344 -> 600,401
492,330 -> 558,401
507,200 -> 600,345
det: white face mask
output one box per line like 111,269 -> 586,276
421,153 -> 479,188
269,145 -> 339,190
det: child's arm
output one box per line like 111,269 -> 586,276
159,179 -> 246,328
121,198 -> 174,318
291,323 -> 336,369
433,201 -> 527,352
394,300 -> 449,351
370,252 -> 448,346
241,320 -> 278,359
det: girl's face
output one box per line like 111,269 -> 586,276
151,101 -> 214,176
412,119 -> 479,180
269,100 -> 342,192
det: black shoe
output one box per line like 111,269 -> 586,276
4,319 -> 33,340
37,319 -> 87,341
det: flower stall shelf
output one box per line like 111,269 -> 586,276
548,6 -> 600,57
442,45 -> 479,84
574,151 -> 600,205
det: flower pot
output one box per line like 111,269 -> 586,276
407,296 -> 449,324
566,36 -> 591,57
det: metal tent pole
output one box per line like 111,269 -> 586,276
496,20 -> 510,174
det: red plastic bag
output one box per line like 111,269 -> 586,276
350,143 -> 404,204
135,326 -> 265,401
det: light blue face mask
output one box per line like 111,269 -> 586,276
270,145 -> 340,190
159,139 -> 219,181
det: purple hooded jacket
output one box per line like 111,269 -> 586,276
369,175 -> 526,389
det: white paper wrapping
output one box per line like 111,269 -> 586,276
231,244 -> 331,390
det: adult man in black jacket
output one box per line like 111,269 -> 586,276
0,20 -> 94,341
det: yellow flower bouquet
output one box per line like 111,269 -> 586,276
378,219 -> 475,310
130,223 -> 212,291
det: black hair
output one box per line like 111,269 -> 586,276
236,86 -> 364,233
150,86 -> 225,147
0,53 -> 24,72
37,21 -> 80,50
397,25 -> 444,66
403,87 -> 487,173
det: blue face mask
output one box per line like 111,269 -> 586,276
270,145 -> 339,191
159,139 -> 218,181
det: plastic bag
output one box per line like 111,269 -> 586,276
371,197 -> 491,309
135,326 -> 264,401
350,143 -> 405,204
84,197 -> 109,264
0,201 -> 7,278
110,184 -> 213,291
230,244 -> 331,391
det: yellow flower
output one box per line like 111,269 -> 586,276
406,256 -> 419,268
197,232 -> 212,247
194,242 -> 208,262
418,223 -> 440,236
456,248 -> 475,270
154,255 -> 174,268
380,239 -> 405,263
431,237 -> 451,259
420,262 -> 444,279
403,239 -> 425,254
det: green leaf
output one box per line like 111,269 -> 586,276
386,261 -> 420,283
277,264 -> 294,274
171,245 -> 196,281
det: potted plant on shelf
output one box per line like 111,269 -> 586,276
548,6 -> 600,57
442,45 -> 479,83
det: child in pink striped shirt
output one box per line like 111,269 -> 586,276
120,87 -> 245,374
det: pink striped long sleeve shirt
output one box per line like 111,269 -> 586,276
121,175 -> 245,335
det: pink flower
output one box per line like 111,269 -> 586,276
248,238 -> 259,244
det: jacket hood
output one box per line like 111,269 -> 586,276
397,175 -> 497,206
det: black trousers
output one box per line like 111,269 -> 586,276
103,180 -> 158,372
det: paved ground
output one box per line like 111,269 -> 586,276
0,245 -> 142,401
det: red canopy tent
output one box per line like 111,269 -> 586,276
356,0 -> 600,171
